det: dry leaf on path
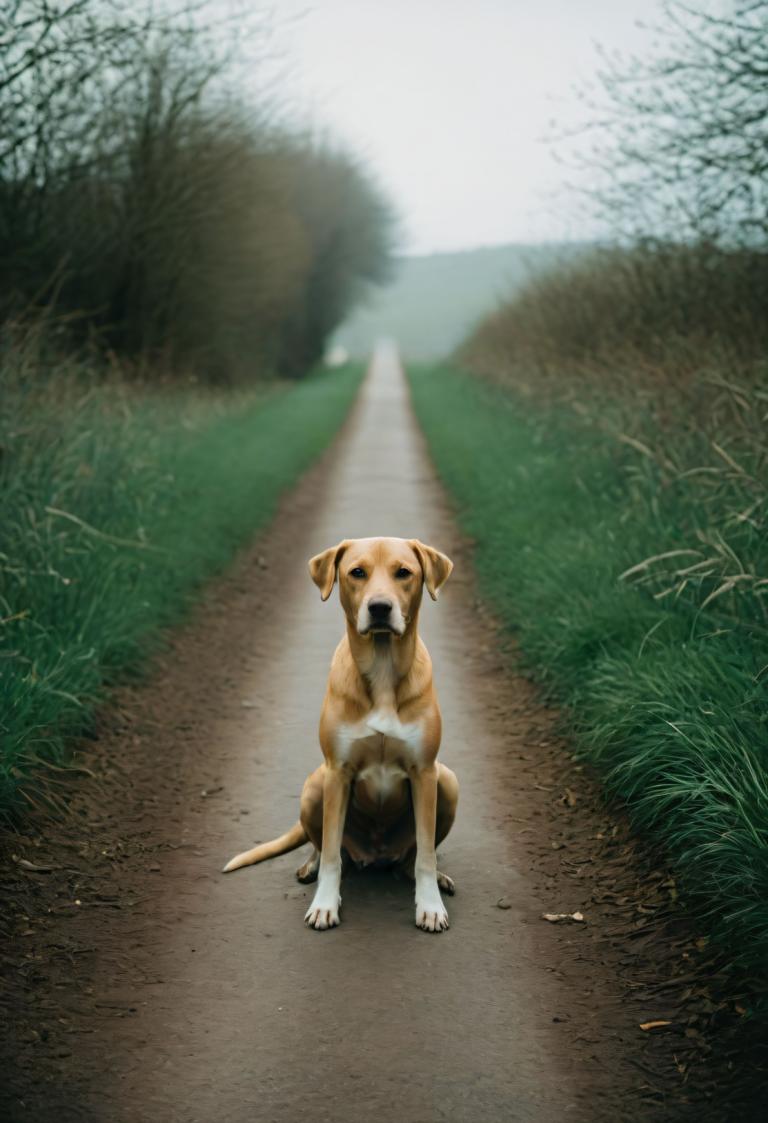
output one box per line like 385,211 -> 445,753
542,911 -> 585,923
639,1020 -> 672,1031
16,858 -> 54,873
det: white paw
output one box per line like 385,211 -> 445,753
415,882 -> 449,932
305,893 -> 341,930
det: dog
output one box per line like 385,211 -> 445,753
223,537 -> 459,933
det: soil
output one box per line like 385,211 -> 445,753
1,344 -> 765,1122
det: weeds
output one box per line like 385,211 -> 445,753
0,337 -> 363,816
462,247 -> 768,632
409,363 -> 768,985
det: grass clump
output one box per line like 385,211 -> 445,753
408,363 -> 768,982
0,341 -> 363,817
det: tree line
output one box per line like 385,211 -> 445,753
0,0 -> 394,380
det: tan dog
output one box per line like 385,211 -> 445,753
223,537 -> 459,933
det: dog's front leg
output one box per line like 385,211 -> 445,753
305,766 -> 349,930
410,764 -> 449,932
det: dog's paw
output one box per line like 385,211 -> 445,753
304,895 -> 341,930
415,900 -> 449,932
296,859 -> 319,884
437,871 -> 455,895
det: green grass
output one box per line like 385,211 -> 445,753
0,360 -> 363,816
409,363 -> 768,984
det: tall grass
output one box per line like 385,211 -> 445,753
0,333 -> 364,816
463,246 -> 768,631
409,363 -> 768,982
429,245 -> 768,985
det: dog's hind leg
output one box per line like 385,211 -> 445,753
398,851 -> 456,895
295,766 -> 325,884
296,847 -> 320,883
436,870 -> 456,895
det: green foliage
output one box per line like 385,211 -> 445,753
409,364 -> 768,981
0,343 -> 363,816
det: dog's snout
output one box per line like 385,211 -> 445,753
368,598 -> 393,621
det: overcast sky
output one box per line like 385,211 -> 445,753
256,1 -> 663,254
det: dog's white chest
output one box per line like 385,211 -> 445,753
334,712 -> 423,766
334,646 -> 424,773
335,716 -> 420,811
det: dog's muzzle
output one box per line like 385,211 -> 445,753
360,597 -> 404,636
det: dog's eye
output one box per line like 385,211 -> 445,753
395,567 -> 411,579
349,567 -> 366,579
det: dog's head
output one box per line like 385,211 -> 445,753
309,536 -> 453,636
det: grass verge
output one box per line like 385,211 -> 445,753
409,363 -> 768,991
1,359 -> 364,817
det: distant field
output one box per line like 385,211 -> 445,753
334,243 -> 585,361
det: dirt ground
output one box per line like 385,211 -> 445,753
1,345 -> 764,1122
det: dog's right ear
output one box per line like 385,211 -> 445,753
308,540 -> 351,602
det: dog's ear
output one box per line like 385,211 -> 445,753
308,540 -> 351,602
407,540 -> 453,601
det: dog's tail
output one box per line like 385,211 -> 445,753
222,821 -> 308,874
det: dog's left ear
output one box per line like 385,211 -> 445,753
408,540 -> 453,601
308,540 -> 351,602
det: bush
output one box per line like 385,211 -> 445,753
464,244 -> 768,392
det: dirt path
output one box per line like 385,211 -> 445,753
2,345 -> 738,1121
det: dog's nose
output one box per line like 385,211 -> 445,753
368,598 -> 392,621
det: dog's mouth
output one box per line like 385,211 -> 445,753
360,621 -> 402,637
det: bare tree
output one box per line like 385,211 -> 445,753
0,1 -> 394,380
577,0 -> 768,244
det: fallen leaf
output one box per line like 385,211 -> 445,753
640,1020 -> 671,1031
16,858 -> 54,873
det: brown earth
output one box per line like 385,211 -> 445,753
0,345 -> 763,1122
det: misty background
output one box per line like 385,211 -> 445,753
251,0 -> 664,357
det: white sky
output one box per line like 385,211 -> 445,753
254,1 -> 663,253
